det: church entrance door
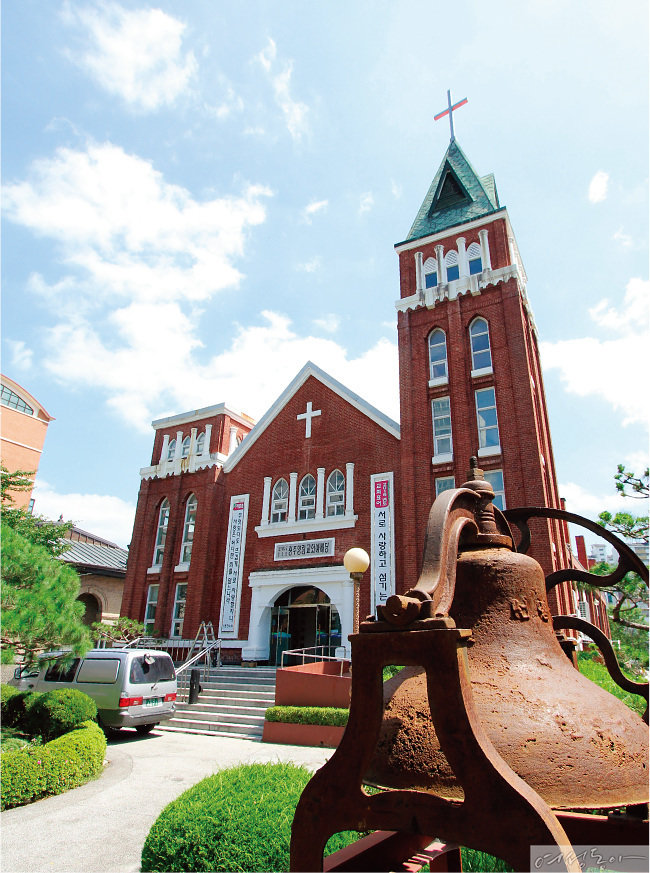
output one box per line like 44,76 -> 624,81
269,586 -> 342,666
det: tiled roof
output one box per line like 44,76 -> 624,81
60,540 -> 128,573
402,140 -> 501,244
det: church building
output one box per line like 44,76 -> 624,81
120,134 -> 580,663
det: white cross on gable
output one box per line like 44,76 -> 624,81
297,401 -> 321,438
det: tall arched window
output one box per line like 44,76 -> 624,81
181,435 -> 191,458
467,242 -> 482,275
469,317 -> 492,372
326,470 -> 345,517
428,329 -> 448,382
180,494 -> 197,564
298,475 -> 316,520
271,479 -> 289,523
167,439 -> 176,461
195,432 -> 205,455
423,256 -> 438,289
152,499 -> 170,566
445,250 -> 459,282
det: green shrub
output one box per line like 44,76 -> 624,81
264,705 -> 348,726
1,683 -> 19,715
1,720 -> 106,809
2,690 -> 41,730
142,762 -> 363,872
577,653 -> 646,717
27,688 -> 97,740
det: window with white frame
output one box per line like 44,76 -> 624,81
475,388 -> 500,451
180,494 -> 197,564
181,436 -> 191,458
428,329 -> 448,382
470,318 -> 492,372
167,439 -> 176,461
445,250 -> 459,282
1,385 -> 34,415
152,499 -> 170,566
271,479 -> 289,523
196,432 -> 205,455
467,242 -> 482,275
484,469 -> 505,510
432,396 -> 453,458
423,256 -> 438,289
326,470 -> 345,517
144,584 -> 159,633
298,474 -> 316,520
435,476 -> 455,497
171,583 -> 187,637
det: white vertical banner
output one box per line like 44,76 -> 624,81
370,472 -> 395,614
219,494 -> 249,638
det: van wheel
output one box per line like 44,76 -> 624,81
135,724 -> 156,735
99,719 -> 121,738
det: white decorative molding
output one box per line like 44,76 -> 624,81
173,561 -> 190,573
428,376 -> 449,388
478,446 -> 501,458
432,453 -> 454,466
471,366 -> 493,379
147,565 -> 162,575
296,400 -> 322,438
255,513 -> 358,538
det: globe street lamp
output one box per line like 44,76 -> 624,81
343,547 -> 370,635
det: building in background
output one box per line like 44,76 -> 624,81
61,526 -> 129,626
120,136 -> 592,661
1,374 -> 53,509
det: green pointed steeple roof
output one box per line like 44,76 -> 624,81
403,140 -> 501,244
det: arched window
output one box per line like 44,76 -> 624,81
152,499 -> 170,566
196,432 -> 205,455
445,250 -> 459,282
428,329 -> 448,382
271,479 -> 289,523
467,242 -> 482,275
326,470 -> 345,517
423,256 -> 437,289
1,384 -> 34,415
167,439 -> 176,461
470,318 -> 492,372
180,494 -> 197,564
298,474 -> 316,520
181,436 -> 191,458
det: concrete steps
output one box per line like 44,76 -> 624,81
159,666 -> 276,740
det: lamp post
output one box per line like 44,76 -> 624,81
343,547 -> 370,635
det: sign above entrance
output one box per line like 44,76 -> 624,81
274,538 -> 335,561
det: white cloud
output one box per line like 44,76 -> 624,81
255,38 -> 309,142
312,314 -> 340,333
588,170 -> 609,203
5,340 -> 33,372
559,480 -> 634,522
296,256 -> 322,273
302,199 -> 328,223
359,192 -> 374,214
63,2 -> 197,111
540,277 -> 649,427
32,479 -> 136,549
613,227 -> 635,249
391,180 -> 402,199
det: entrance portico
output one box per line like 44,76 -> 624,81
242,565 -> 354,662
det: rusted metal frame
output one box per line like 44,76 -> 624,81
290,627 -> 580,873
503,506 -> 649,589
555,810 -> 649,846
322,831 -> 462,872
553,615 -> 649,723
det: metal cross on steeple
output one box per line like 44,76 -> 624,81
434,89 -> 468,142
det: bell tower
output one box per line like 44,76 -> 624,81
395,134 -> 574,617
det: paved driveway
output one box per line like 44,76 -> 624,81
1,729 -> 333,873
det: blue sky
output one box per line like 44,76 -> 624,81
2,0 -> 648,550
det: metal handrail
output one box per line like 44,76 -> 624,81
280,645 -> 349,676
175,639 -> 222,701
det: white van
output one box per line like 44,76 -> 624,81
10,648 -> 177,735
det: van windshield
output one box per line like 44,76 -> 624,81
129,655 -> 175,684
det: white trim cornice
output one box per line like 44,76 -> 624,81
394,209 -> 508,254
255,513 -> 358,538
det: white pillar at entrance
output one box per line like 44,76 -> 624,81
479,228 -> 492,271
261,477 -> 272,526
288,472 -> 298,523
316,467 -> 325,520
345,463 -> 354,516
160,434 -> 169,464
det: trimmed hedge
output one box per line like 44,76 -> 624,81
1,683 -> 19,714
2,689 -> 42,729
27,688 -> 97,740
142,762 -> 362,872
264,705 -> 348,726
1,720 -> 106,810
